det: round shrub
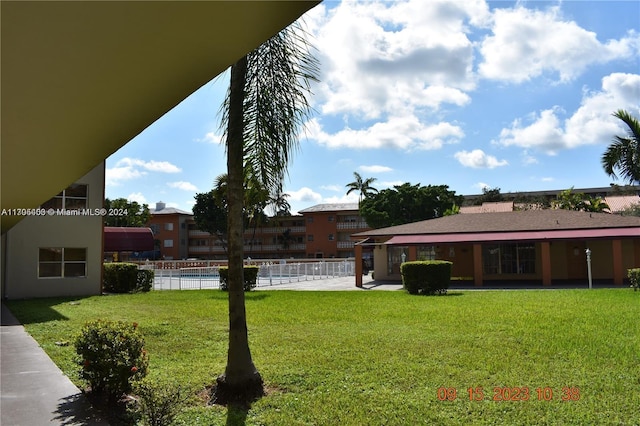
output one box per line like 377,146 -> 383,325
75,320 -> 149,399
401,261 -> 452,295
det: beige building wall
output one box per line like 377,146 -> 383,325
2,163 -> 104,299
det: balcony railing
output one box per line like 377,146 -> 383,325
188,243 -> 306,254
336,221 -> 369,230
337,241 -> 354,249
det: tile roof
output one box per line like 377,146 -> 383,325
354,209 -> 640,238
604,195 -> 640,213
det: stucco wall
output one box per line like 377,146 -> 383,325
3,163 -> 104,299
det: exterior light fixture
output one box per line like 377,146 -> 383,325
585,248 -> 592,289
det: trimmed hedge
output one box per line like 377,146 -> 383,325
401,260 -> 452,295
103,263 -> 154,293
218,266 -> 259,291
628,268 -> 640,291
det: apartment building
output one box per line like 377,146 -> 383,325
148,202 -> 371,260
148,202 -> 192,260
298,203 -> 371,259
2,163 -> 105,299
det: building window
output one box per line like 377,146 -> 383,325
307,217 -> 314,223
41,184 -> 88,210
483,243 -> 536,275
164,239 -> 174,248
164,223 -> 174,231
39,248 -> 87,278
149,224 -> 160,235
417,246 -> 436,260
307,235 -> 314,242
328,234 -> 334,241
328,215 -> 334,222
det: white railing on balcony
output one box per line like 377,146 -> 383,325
139,259 -> 355,290
336,221 -> 369,230
259,226 -> 306,234
337,241 -> 355,249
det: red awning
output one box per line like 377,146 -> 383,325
384,227 -> 640,245
104,227 -> 154,252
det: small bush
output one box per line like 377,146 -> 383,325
628,268 -> 640,291
401,261 -> 452,295
218,266 -> 259,291
75,320 -> 149,399
104,263 -> 153,293
136,269 -> 154,293
131,378 -> 189,426
103,263 -> 138,293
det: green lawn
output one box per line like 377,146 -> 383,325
6,289 -> 639,425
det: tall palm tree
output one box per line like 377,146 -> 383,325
214,21 -> 318,406
346,171 -> 378,204
602,109 -> 640,185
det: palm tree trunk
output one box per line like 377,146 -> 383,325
214,55 -> 263,406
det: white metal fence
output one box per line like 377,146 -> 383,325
144,260 -> 355,290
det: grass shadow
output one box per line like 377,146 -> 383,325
2,298 -> 87,325
52,393 -> 109,425
208,291 -> 271,302
226,404 -> 249,426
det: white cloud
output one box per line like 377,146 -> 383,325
106,157 -> 181,186
495,73 -> 640,154
196,131 -> 223,144
454,149 -> 508,169
168,181 -> 198,192
310,0 -> 479,121
473,182 -> 491,191
522,151 -> 538,165
308,116 -> 464,151
287,187 -> 323,204
127,192 -> 147,205
320,184 -> 342,192
106,166 -> 145,186
479,7 -> 640,83
359,165 -> 393,173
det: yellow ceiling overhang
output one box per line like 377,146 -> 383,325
1,0 -> 320,232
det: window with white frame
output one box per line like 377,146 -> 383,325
41,184 -> 88,210
164,239 -> 174,248
39,248 -> 87,278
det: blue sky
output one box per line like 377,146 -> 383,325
106,0 -> 640,215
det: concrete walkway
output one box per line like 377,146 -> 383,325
1,304 -> 108,426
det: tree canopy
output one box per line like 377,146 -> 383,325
601,109 -> 640,185
472,187 -> 504,205
359,183 -> 463,228
345,172 -> 378,203
552,188 -> 610,213
104,198 -> 150,227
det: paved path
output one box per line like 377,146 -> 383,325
1,304 -> 108,426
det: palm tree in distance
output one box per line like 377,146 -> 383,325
601,109 -> 640,185
213,21 -> 318,406
346,171 -> 378,204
